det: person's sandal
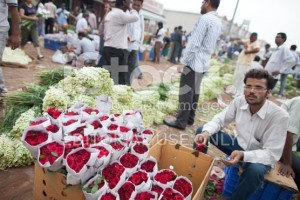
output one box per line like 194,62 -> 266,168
37,55 -> 44,60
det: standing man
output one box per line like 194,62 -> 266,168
56,3 -> 70,30
231,32 -> 260,96
88,9 -> 97,32
163,0 -> 222,130
103,0 -> 138,85
170,25 -> 182,64
194,69 -> 290,200
260,43 -> 271,67
265,33 -> 296,90
152,22 -> 165,64
44,0 -> 56,34
127,0 -> 144,82
76,12 -> 91,33
0,0 -> 20,95
167,27 -> 177,61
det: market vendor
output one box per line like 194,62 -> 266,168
73,32 -> 98,64
194,69 -> 290,200
279,96 -> 300,199
76,12 -> 91,34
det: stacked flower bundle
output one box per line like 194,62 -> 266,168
21,102 -> 194,200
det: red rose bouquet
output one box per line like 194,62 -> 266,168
47,107 -> 62,120
120,153 -> 139,174
29,116 -> 51,127
46,123 -> 63,141
128,171 -> 151,191
139,158 -> 158,178
118,182 -> 135,200
109,113 -> 123,125
38,141 -> 64,171
131,143 -> 149,160
92,145 -> 112,170
134,191 -> 157,200
159,188 -> 184,200
119,126 -> 133,141
21,126 -> 51,157
154,169 -> 177,189
82,174 -> 107,200
173,176 -> 193,199
151,183 -> 164,197
102,162 -> 126,191
141,129 -> 154,143
109,140 -> 129,161
98,190 -> 118,200
122,110 -> 143,131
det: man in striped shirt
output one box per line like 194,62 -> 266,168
164,0 -> 222,130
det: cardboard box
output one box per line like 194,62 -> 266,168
33,162 -> 84,200
148,139 -> 215,199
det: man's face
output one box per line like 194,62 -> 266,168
250,35 -> 257,43
201,0 -> 209,14
275,34 -> 284,46
123,0 -> 131,10
132,0 -> 143,12
244,78 -> 269,106
62,4 -> 66,10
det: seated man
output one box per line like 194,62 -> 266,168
194,69 -> 290,200
76,12 -> 91,33
279,96 -> 300,199
74,32 -> 99,64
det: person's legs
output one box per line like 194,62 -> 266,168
167,42 -> 174,60
278,73 -> 288,96
119,49 -> 129,85
49,18 -> 54,34
127,50 -> 138,84
156,42 -> 162,63
0,32 -> 8,92
30,26 -> 43,58
230,163 -> 271,200
176,66 -> 204,128
170,41 -> 179,63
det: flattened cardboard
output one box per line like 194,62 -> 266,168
148,139 -> 215,200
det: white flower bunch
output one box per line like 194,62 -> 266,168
71,95 -> 96,108
111,85 -> 133,106
2,47 -> 32,65
10,108 -> 35,139
0,135 -> 34,170
43,87 -> 70,111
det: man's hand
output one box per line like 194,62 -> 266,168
272,71 -> 280,76
9,34 -> 19,50
32,16 -> 39,21
194,131 -> 209,145
222,150 -> 244,167
279,164 -> 295,178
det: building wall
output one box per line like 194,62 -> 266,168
164,9 -> 200,33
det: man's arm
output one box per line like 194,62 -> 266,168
119,9 -> 139,24
8,6 -> 20,50
245,48 -> 260,54
279,132 -> 295,178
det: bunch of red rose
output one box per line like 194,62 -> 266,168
173,177 -> 193,198
47,107 -> 62,119
24,130 -> 48,146
120,153 -> 139,169
154,170 -> 177,186
134,191 -> 156,200
160,188 -> 185,200
66,149 -> 91,173
102,162 -> 126,190
118,182 -> 135,200
38,141 -> 64,165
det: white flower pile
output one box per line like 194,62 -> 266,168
2,47 -> 32,65
0,135 -> 34,170
43,87 -> 70,111
10,108 -> 35,139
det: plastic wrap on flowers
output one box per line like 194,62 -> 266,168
118,126 -> 133,141
127,170 -> 151,192
132,190 -> 157,200
82,174 -> 107,200
21,125 -> 52,158
82,107 -> 100,121
86,118 -> 107,136
101,162 -> 126,192
131,143 -> 149,160
122,110 -> 143,131
37,140 -> 65,171
173,176 -> 193,200
46,122 -> 63,141
158,187 -> 185,200
108,140 -> 129,161
140,129 -> 154,143
96,95 -> 112,115
65,148 -> 98,184
92,144 -> 112,170
45,107 -> 64,126
107,123 -> 121,134
98,190 -> 120,200
99,115 -> 111,128
139,157 -> 158,178
153,169 -> 177,190
150,183 -> 164,198
62,118 -> 81,133
29,116 -> 51,128
109,114 -> 124,126
119,153 -> 139,176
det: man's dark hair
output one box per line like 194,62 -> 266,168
209,0 -> 220,9
78,32 -> 86,38
277,32 -> 287,42
116,0 -> 124,7
83,12 -> 89,18
135,0 -> 144,3
244,69 -> 274,90
254,55 -> 260,62
251,32 -> 258,37
158,22 -> 163,27
178,26 -> 182,30
174,27 -> 177,31
291,45 -> 297,51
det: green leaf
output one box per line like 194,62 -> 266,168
39,154 -> 45,159
51,152 -> 58,157
91,185 -> 98,194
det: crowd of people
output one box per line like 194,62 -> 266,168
0,0 -> 299,199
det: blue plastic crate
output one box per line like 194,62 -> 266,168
44,39 -> 67,51
223,165 -> 294,200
